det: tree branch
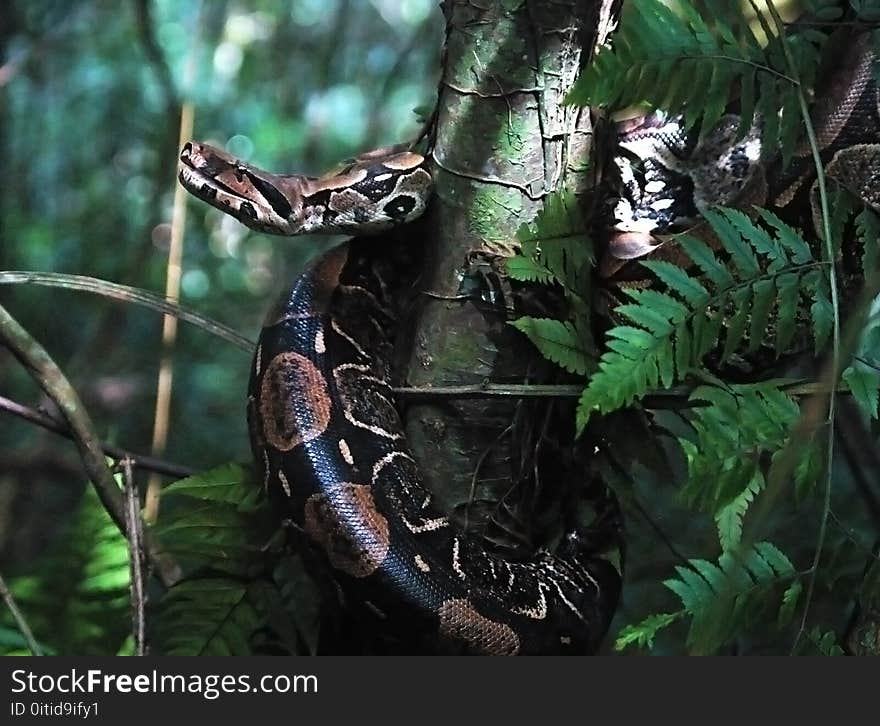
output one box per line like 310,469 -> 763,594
0,571 -> 42,655
122,458 -> 148,656
0,394 -> 195,479
0,303 -> 180,588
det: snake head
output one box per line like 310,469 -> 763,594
179,141 -> 433,237
179,141 -> 305,235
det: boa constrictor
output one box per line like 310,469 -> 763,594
604,29 -> 880,280
178,142 -> 621,655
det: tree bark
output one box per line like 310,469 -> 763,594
402,0 -> 604,540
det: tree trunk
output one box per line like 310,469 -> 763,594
402,0 -> 606,542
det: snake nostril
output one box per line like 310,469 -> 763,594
180,142 -> 193,160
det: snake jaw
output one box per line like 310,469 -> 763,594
178,141 -> 303,235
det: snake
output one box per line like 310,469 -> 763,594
603,28 -> 880,284
178,141 -> 622,655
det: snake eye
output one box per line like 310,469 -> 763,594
383,195 -> 416,220
239,201 -> 257,220
234,164 -> 247,182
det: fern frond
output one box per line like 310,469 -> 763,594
506,189 -> 592,303
856,206 -> 880,283
664,542 -> 799,654
155,462 -> 270,576
0,486 -> 130,655
715,472 -> 764,552
843,360 -> 880,421
509,317 -> 591,375
155,578 -> 269,655
614,612 -> 683,651
151,463 -> 320,655
778,580 -> 803,627
797,626 -> 845,655
577,207 -> 826,432
618,542 -> 801,654
568,0 -> 824,154
677,382 -> 824,546
569,1 -> 759,134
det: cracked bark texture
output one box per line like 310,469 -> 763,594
401,0 -> 603,543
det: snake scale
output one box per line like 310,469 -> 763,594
604,29 -> 880,286
178,142 -> 621,655
178,24 -> 877,654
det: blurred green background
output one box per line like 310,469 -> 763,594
0,0 -> 442,570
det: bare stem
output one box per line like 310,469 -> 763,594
0,394 -> 194,479
122,458 -> 147,656
765,1 -> 840,652
0,571 -> 42,655
0,302 -> 179,587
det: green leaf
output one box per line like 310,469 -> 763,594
715,472 -> 764,551
775,272 -> 800,351
614,612 -> 683,651
642,260 -> 710,307
155,578 -> 268,656
801,627 -> 845,656
513,189 -> 592,300
506,254 -> 552,284
0,486 -> 130,655
579,205 -> 821,430
748,279 -> 775,353
163,462 -> 260,511
661,542 -> 799,654
565,0 -> 787,143
843,362 -> 880,420
778,580 -> 803,627
156,462 -> 271,576
857,206 -> 880,283
509,317 -> 590,375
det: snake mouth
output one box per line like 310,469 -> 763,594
177,162 -> 248,210
177,141 -> 266,222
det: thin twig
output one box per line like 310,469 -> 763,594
0,271 -> 253,352
0,571 -> 42,655
0,394 -> 195,479
393,383 -> 583,398
443,80 -> 543,97
391,380 -> 853,402
765,1 -> 840,653
0,303 -> 179,587
145,99 -> 195,525
122,458 -> 147,656
144,0 -> 201,524
680,54 -> 798,85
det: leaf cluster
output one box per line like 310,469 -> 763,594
151,463 -> 318,655
577,207 -> 832,431
616,542 -> 803,654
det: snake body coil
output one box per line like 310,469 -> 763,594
178,142 -> 621,655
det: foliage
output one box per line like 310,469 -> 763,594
0,485 -> 131,656
676,383 -> 824,551
616,542 -> 802,655
0,1 -> 438,656
512,0 -> 880,655
567,0 -> 823,163
506,189 -> 595,373
3,0 -> 876,658
577,207 -> 831,431
152,463 -> 318,655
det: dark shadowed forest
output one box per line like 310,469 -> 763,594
1,0 -> 879,657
